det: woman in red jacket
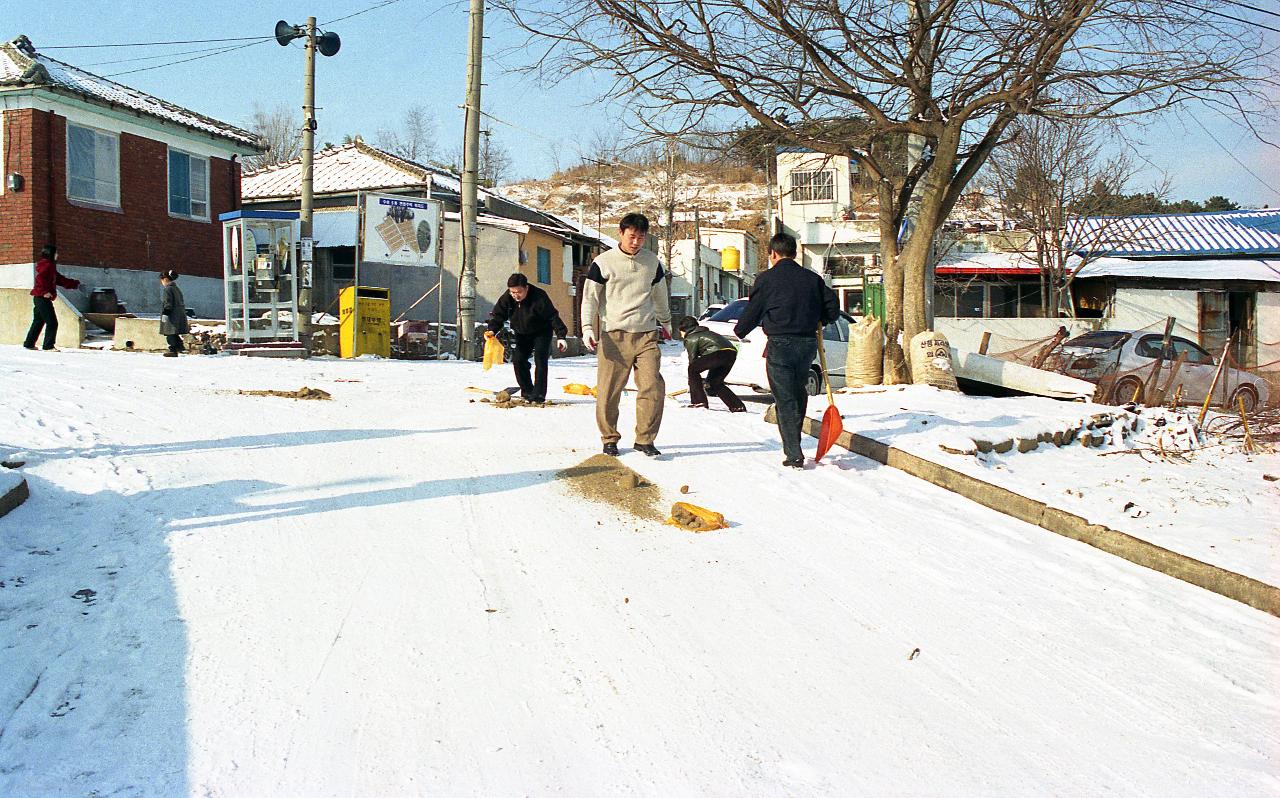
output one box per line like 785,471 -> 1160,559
23,244 -> 80,351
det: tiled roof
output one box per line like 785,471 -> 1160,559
0,35 -> 261,149
1065,209 -> 1280,257
242,141 -> 439,199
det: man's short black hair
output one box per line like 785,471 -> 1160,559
678,315 -> 699,333
41,244 -> 56,259
767,233 -> 798,259
619,213 -> 650,235
507,272 -> 529,288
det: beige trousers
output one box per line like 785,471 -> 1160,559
596,330 -> 665,444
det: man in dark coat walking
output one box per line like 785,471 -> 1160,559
485,273 -> 569,404
159,270 -> 189,356
734,233 -> 839,469
24,244 -> 80,351
678,316 -> 746,412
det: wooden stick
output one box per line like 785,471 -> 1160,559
393,282 -> 442,323
1170,384 -> 1183,409
1151,351 -> 1186,407
1239,395 -> 1255,454
1196,339 -> 1234,427
978,331 -> 992,356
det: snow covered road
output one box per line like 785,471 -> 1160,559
2,344 -> 1277,796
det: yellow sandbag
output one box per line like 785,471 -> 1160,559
563,383 -> 597,396
666,501 -> 728,532
482,335 -> 505,371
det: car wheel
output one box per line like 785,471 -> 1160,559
1230,384 -> 1259,414
805,367 -> 823,397
1112,375 -> 1144,405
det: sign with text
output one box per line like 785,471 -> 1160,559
362,193 -> 441,267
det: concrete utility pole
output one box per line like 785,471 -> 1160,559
457,0 -> 484,359
692,207 -> 703,315
299,16 -> 317,345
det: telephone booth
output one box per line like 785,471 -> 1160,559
220,210 -> 300,344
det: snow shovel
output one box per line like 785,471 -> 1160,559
814,328 -> 843,462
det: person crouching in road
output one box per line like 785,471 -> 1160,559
485,273 -> 569,404
24,244 -> 80,351
733,233 -> 839,469
159,269 -> 189,357
678,316 -> 746,413
580,213 -> 674,458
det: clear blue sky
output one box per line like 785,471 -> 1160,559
5,0 -> 1278,206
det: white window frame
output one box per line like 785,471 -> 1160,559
167,147 -> 210,221
790,169 -> 835,203
66,122 -> 121,208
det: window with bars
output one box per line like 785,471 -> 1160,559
67,123 -> 120,207
789,169 -> 834,203
168,148 -> 209,220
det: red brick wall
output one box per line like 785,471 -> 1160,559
0,108 -> 241,279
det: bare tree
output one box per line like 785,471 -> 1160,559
244,103 -> 301,171
987,117 -> 1169,317
641,138 -> 704,282
376,105 -> 437,163
479,131 -> 514,187
497,0 -> 1276,382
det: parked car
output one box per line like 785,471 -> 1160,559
699,298 -> 851,395
1050,329 -> 1269,411
697,303 -> 726,322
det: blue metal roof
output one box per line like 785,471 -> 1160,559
218,210 -> 300,221
1065,209 -> 1280,257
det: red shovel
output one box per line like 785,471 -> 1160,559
814,328 -> 843,462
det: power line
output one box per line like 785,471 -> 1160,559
1188,115 -> 1280,198
104,39 -> 276,78
1168,0 -> 1280,32
323,0 -> 410,26
80,44 -> 243,69
40,35 -> 274,49
1220,0 -> 1280,20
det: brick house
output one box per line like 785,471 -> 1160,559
0,35 -> 264,317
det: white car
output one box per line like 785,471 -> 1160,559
697,303 -> 726,322
699,298 -> 851,395
1049,329 -> 1270,411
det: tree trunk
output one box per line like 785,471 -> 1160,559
878,182 -> 908,383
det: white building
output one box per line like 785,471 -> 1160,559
668,239 -> 725,319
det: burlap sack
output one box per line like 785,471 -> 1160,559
909,330 -> 960,391
845,315 -> 884,386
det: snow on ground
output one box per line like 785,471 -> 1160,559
830,387 -> 1280,585
1,343 -> 1278,796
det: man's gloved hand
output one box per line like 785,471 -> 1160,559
484,330 -> 496,340
555,338 -> 568,354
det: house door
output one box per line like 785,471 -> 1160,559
1229,291 -> 1256,368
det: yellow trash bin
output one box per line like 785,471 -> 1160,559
339,286 -> 391,358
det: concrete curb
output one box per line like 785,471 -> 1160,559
0,475 -> 29,519
769,406 -> 1280,618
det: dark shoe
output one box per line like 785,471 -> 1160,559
635,443 -> 661,457
22,344 -> 36,350
41,347 -> 59,352
687,402 -> 708,409
783,457 -> 805,469
729,407 -> 747,413
163,351 -> 178,358
602,442 -> 619,456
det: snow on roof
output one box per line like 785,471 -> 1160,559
936,251 -> 1040,275
541,212 -> 619,249
1072,256 -> 1280,283
0,35 -> 261,149
242,141 -> 447,199
1066,210 -> 1280,257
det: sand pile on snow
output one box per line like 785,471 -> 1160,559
238,387 -> 332,401
556,454 -> 663,521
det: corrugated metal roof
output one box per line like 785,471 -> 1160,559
0,35 -> 261,149
1065,210 -> 1280,257
936,251 -> 1040,275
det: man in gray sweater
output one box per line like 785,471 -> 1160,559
581,213 -> 673,457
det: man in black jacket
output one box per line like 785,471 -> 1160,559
486,273 -> 569,404
678,316 -> 746,412
734,233 -> 840,468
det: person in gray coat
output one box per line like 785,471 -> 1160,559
159,269 -> 189,357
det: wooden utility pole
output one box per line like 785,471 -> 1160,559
458,0 -> 484,359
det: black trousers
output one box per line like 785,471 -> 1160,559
688,349 -> 746,412
512,331 -> 552,401
24,296 -> 58,349
765,334 -> 817,462
166,334 -> 186,353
